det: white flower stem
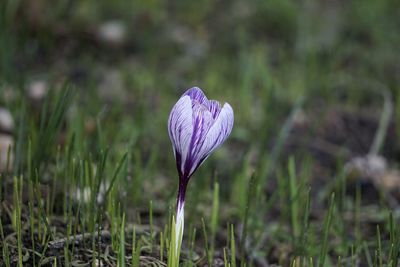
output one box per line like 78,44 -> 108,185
175,200 -> 185,255
172,179 -> 187,264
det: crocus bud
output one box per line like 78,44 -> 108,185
168,87 -> 234,260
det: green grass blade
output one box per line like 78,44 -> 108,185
104,152 -> 128,199
376,225 -> 383,267
118,213 -> 126,267
288,157 -> 299,243
240,172 -> 258,263
202,218 -> 211,266
318,193 -> 335,267
32,86 -> 74,175
210,181 -> 219,262
230,224 -> 236,267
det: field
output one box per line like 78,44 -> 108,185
0,0 -> 400,266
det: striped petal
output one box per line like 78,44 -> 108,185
168,95 -> 193,176
184,87 -> 208,105
183,102 -> 214,177
207,100 -> 222,119
198,103 -> 234,163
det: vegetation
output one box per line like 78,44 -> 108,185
0,0 -> 399,266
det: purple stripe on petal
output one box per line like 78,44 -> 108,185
175,151 -> 183,178
207,100 -> 222,119
184,87 -> 208,105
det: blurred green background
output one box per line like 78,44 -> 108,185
2,0 -> 399,162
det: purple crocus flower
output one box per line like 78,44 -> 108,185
168,87 -> 234,256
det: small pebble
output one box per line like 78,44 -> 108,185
97,20 -> 126,45
345,154 -> 387,179
0,108 -> 14,132
28,80 -> 48,101
0,134 -> 13,171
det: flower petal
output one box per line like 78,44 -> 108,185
207,100 -> 222,119
168,95 -> 193,175
199,103 -> 234,163
183,102 -> 214,177
184,87 -> 208,105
